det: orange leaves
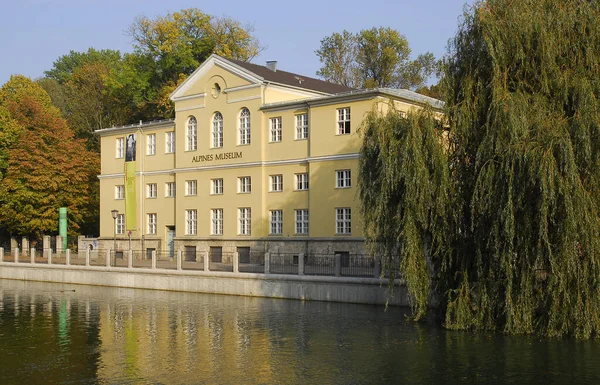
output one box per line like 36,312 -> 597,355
0,76 -> 99,237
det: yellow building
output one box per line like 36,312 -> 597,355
96,54 -> 442,259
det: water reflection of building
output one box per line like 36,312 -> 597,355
95,295 -> 280,383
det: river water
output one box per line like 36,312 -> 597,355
0,279 -> 598,385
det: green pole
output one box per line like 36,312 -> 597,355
59,207 -> 67,251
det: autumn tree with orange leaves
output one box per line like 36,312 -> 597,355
0,76 -> 99,238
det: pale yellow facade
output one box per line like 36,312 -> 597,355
96,54 -> 442,256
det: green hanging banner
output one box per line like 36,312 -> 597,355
59,207 -> 67,250
125,134 -> 137,231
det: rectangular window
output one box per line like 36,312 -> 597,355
186,209 -> 197,235
295,209 -> 309,235
238,208 -> 251,235
211,178 -> 223,195
115,185 -> 125,200
147,183 -> 157,198
270,117 -> 282,142
211,209 -> 223,235
165,182 -> 176,198
270,210 -> 283,235
295,173 -> 308,191
337,107 -> 351,135
185,180 -> 197,196
336,170 -> 351,188
147,133 -> 156,155
165,131 -> 175,153
116,214 -> 125,235
296,113 -> 309,139
270,174 -> 283,192
238,176 -> 251,194
336,208 -> 352,234
147,213 -> 157,235
116,137 -> 125,158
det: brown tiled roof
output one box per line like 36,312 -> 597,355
226,58 -> 354,95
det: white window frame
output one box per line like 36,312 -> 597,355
147,133 -> 156,155
147,183 -> 157,198
337,107 -> 351,135
187,116 -> 197,151
165,182 -> 176,198
186,209 -> 197,235
239,108 -> 251,145
115,185 -> 124,200
336,208 -> 352,235
211,209 -> 223,235
238,208 -> 251,235
270,175 -> 283,192
295,173 -> 308,191
185,180 -> 197,196
296,113 -> 309,139
116,214 -> 125,235
165,131 -> 175,153
212,112 -> 223,148
238,176 -> 251,194
270,210 -> 283,235
116,137 -> 125,158
211,178 -> 223,195
336,170 -> 351,188
270,117 -> 282,142
295,209 -> 309,235
147,213 -> 157,235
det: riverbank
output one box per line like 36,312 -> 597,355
0,257 -> 407,306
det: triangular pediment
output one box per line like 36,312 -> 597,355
170,54 -> 264,101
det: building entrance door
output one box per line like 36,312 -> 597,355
166,227 -> 175,258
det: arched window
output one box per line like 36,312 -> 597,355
187,116 -> 197,151
212,112 -> 223,148
239,108 -> 251,145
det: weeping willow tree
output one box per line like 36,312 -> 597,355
359,104 -> 450,320
359,0 -> 600,338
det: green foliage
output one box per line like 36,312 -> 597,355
315,31 -> 358,88
37,78 -> 69,118
444,0 -> 600,338
38,8 -> 263,133
316,27 -> 435,89
359,0 -> 600,338
127,8 -> 262,87
358,103 -> 450,320
0,77 -> 99,237
44,48 -> 123,85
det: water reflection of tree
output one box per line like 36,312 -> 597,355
0,288 -> 102,384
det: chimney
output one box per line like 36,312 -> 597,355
266,61 -> 278,72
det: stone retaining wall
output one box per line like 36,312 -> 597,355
0,261 -> 407,307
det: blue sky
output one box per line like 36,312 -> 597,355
0,0 -> 474,85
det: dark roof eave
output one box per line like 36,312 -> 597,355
94,119 -> 176,136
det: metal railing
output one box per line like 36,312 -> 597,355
269,253 -> 299,275
340,254 -> 376,277
0,247 -> 388,280
182,251 -> 204,271
89,249 -> 108,266
238,251 -> 265,273
156,250 -> 177,270
210,252 -> 233,272
111,250 -> 125,267
304,254 -> 335,276
69,251 -> 86,266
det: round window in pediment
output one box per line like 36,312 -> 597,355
211,83 -> 221,98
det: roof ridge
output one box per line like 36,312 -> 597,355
223,57 -> 355,94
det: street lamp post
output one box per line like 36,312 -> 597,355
111,209 -> 119,254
